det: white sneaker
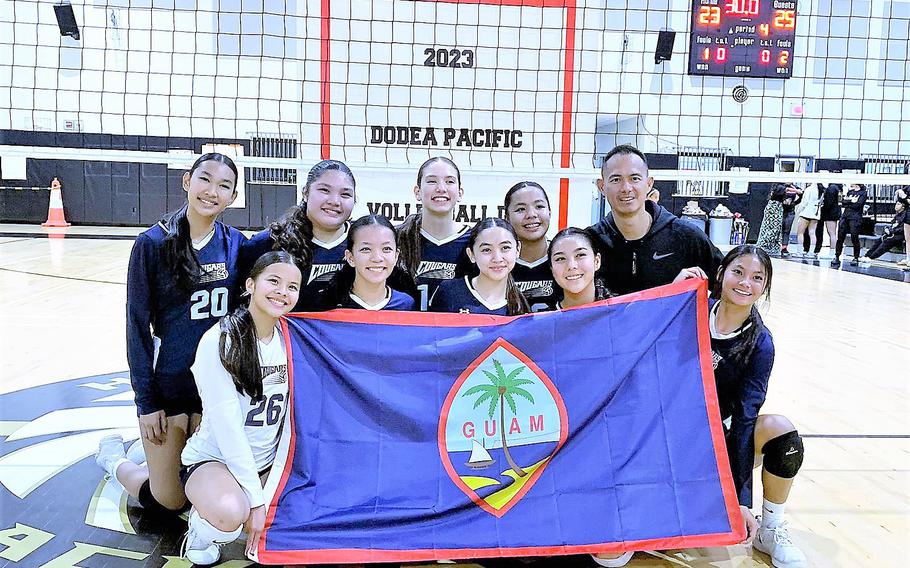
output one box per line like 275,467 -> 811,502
95,434 -> 126,477
181,509 -> 240,566
591,552 -> 634,567
753,518 -> 807,568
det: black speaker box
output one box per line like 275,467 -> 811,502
655,30 -> 676,64
53,3 -> 80,41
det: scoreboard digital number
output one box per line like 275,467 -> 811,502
688,0 -> 797,78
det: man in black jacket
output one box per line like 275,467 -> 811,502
588,144 -> 724,295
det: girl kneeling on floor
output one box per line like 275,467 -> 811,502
180,251 -> 302,565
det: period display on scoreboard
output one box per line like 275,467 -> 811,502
688,0 -> 797,78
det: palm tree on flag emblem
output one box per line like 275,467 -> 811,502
461,359 -> 535,477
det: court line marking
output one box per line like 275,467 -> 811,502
0,232 -> 136,240
802,434 -> 909,439
0,267 -> 125,285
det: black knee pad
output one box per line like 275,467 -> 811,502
137,480 -> 181,517
761,430 -> 804,479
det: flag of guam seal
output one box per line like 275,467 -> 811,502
439,337 -> 568,517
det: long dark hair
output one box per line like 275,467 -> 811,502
323,214 -> 418,308
269,159 -> 356,271
548,227 -> 613,301
463,217 -> 529,316
219,251 -> 298,401
161,152 -> 238,294
398,156 -> 462,276
710,244 -> 774,367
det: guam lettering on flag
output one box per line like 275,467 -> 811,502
255,279 -> 743,564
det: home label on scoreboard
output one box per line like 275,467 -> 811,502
688,0 -> 797,78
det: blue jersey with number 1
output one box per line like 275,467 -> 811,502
126,221 -> 246,416
412,226 -> 471,311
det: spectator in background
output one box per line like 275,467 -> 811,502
831,183 -> 867,267
815,179 -> 842,258
859,200 -> 907,262
794,183 -> 823,259
755,184 -> 786,256
780,184 -> 803,257
896,188 -> 910,269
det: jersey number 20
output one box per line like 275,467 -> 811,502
190,287 -> 228,320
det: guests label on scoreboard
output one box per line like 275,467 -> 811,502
370,126 -> 523,148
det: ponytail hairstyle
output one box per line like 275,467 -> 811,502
398,156 -> 463,276
464,217 -> 530,316
503,181 -> 550,211
219,250 -> 299,402
161,152 -> 239,294
547,227 -> 615,301
270,159 -> 356,272
710,244 -> 774,367
323,214 -> 418,307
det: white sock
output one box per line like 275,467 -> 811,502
761,498 -> 786,528
190,510 -> 242,545
108,457 -> 130,479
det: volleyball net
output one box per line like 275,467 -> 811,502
1,0 -> 909,228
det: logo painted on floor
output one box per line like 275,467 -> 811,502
0,372 -> 251,567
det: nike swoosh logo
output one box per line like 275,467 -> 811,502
653,252 -> 675,260
785,448 -> 798,455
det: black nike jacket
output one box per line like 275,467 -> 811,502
587,201 -> 725,295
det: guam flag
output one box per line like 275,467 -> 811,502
255,279 -> 743,564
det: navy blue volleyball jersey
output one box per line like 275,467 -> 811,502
241,226 -> 349,312
512,256 -> 559,312
708,300 -> 774,508
126,221 -> 246,416
429,276 -> 508,316
413,226 -> 471,311
302,231 -> 348,310
345,288 -> 416,311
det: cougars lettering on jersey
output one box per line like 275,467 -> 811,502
126,220 -> 247,416
416,260 -> 457,280
308,262 -> 345,285
261,364 -> 288,386
411,226 -> 471,311
512,256 -> 559,312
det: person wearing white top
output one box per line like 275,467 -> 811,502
794,184 -> 823,259
179,251 -> 301,566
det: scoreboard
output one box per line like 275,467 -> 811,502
688,0 -> 798,78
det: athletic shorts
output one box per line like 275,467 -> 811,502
820,206 -> 841,222
179,460 -> 272,488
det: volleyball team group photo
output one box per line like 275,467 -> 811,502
0,2 -> 908,568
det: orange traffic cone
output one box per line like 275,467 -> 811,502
42,178 -> 71,227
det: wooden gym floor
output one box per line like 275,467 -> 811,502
0,228 -> 907,567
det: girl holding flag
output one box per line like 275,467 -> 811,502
710,245 -> 806,567
179,251 -> 302,565
548,227 -> 630,567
